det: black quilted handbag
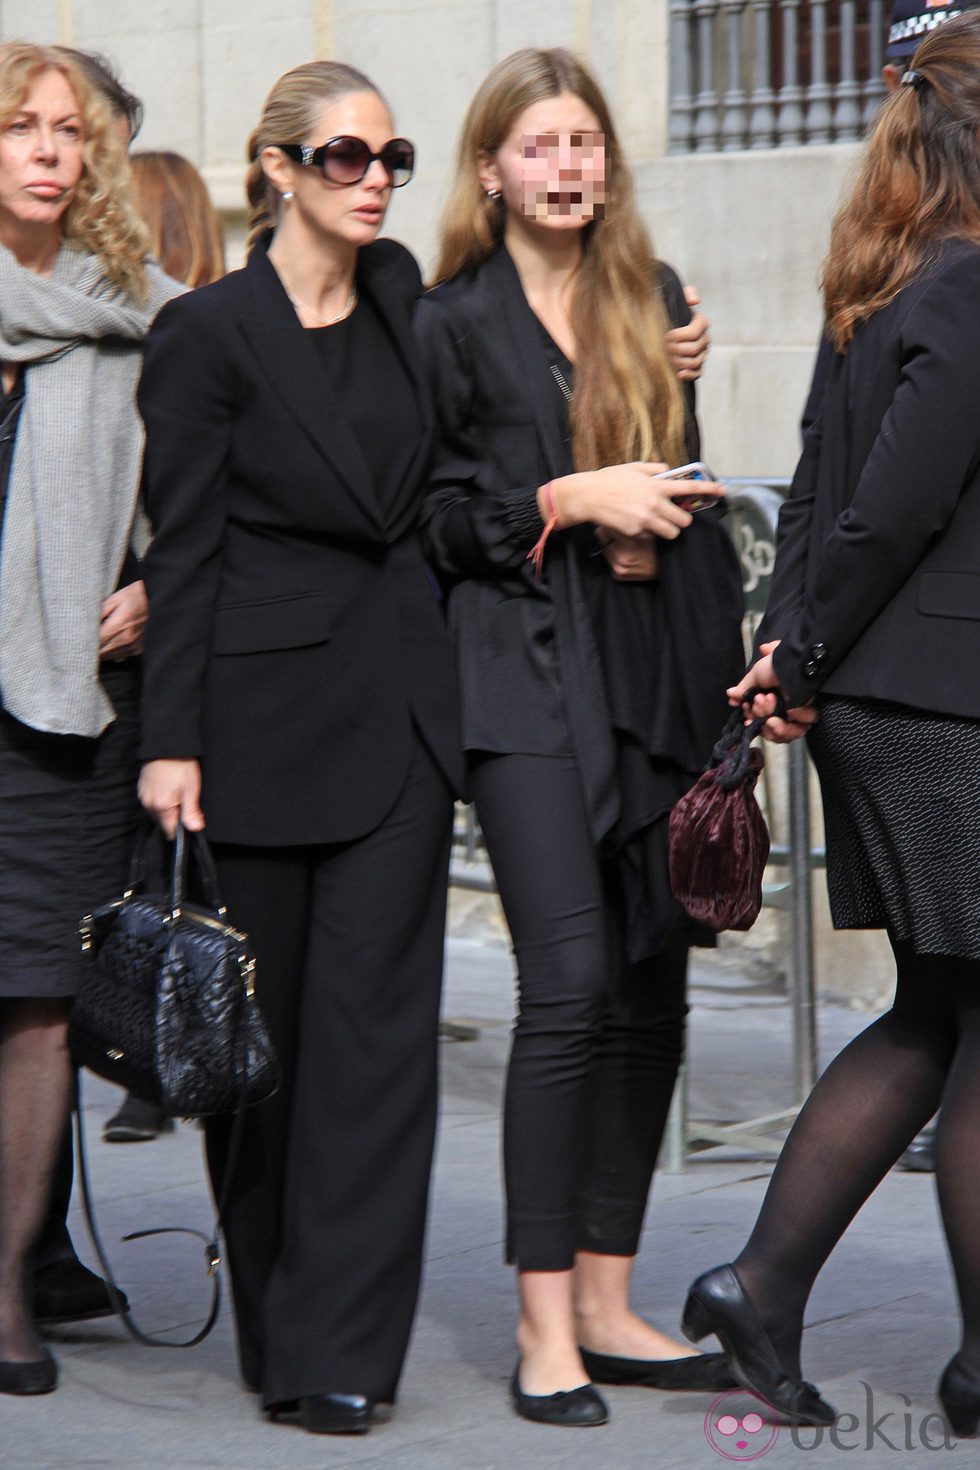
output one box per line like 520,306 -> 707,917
70,823 -> 279,1116
69,824 -> 279,1348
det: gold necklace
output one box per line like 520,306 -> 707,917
287,285 -> 358,326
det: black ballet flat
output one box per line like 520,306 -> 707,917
682,1264 -> 835,1427
580,1345 -> 737,1392
510,1361 -> 609,1426
298,1391 -> 374,1435
0,1347 -> 58,1396
939,1355 -> 980,1438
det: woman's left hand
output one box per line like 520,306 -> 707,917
598,529 -> 659,581
727,642 -> 819,744
99,580 -> 148,660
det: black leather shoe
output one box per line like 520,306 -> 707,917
33,1258 -> 127,1326
299,1392 -> 374,1435
103,1094 -> 174,1143
0,1347 -> 58,1395
898,1123 -> 936,1174
939,1355 -> 980,1438
580,1345 -> 737,1392
510,1362 -> 609,1426
682,1264 -> 835,1427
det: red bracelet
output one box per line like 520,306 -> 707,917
527,481 -> 560,578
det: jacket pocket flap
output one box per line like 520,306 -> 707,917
917,571 -> 980,622
212,594 -> 334,654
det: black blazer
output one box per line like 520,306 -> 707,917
761,239 -> 980,717
138,238 -> 463,846
416,246 -> 743,843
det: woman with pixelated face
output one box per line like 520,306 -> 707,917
417,46 -> 745,1427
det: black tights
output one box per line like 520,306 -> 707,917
470,753 -> 688,1272
733,939 -> 980,1378
0,998 -> 72,1361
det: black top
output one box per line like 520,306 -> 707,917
306,294 -> 421,519
760,238 -> 980,717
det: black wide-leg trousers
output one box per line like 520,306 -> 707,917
470,753 -> 689,1273
205,737 -> 453,1407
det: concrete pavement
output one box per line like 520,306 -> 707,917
2,937 -> 958,1469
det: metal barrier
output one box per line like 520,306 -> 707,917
663,478 -> 818,1168
450,478 -> 822,1165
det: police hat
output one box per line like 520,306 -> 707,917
886,0 -> 980,59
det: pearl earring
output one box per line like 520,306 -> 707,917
281,190 -> 294,202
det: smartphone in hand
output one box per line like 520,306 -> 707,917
653,461 -> 721,513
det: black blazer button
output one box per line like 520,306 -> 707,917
803,659 -> 819,680
810,642 -> 828,662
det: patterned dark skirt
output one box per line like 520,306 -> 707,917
808,695 -> 980,960
0,661 -> 141,998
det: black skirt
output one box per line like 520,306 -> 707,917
0,661 -> 141,998
809,695 -> 980,960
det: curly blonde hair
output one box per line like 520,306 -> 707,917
0,41 -> 149,299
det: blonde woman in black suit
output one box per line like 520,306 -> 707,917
138,61 -> 462,1437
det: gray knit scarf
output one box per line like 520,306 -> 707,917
0,242 -> 182,738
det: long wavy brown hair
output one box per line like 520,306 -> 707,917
245,60 -> 384,253
434,48 -> 686,472
823,13 -> 980,350
131,151 -> 225,287
0,41 -> 149,299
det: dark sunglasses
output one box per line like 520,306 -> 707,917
277,136 -> 415,188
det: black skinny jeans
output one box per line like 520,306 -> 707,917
471,753 -> 688,1272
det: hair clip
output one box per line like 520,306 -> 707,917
901,69 -> 925,89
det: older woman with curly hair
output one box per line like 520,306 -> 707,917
0,41 -> 180,1396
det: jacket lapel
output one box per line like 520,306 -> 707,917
487,246 -> 574,481
236,246 -> 383,533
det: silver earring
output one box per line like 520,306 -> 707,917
486,187 -> 501,200
281,190 -> 294,202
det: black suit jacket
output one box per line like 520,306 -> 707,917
138,238 -> 463,846
416,246 -> 743,844
761,239 -> 980,716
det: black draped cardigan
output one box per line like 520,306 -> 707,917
416,245 -> 744,956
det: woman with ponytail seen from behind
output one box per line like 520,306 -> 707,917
684,14 -> 980,1436
136,61 -> 462,1436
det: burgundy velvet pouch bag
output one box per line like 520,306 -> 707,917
668,703 -> 776,933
